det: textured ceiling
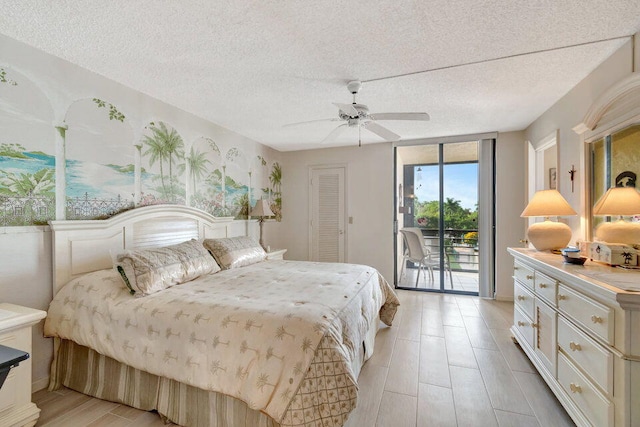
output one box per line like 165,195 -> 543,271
1,1 -> 639,151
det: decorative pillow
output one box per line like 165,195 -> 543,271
114,239 -> 221,296
203,236 -> 266,270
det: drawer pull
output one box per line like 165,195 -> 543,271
591,315 -> 603,324
531,323 -> 539,328
517,321 -> 526,327
514,267 -> 519,271
569,383 -> 582,394
526,275 -> 534,280
517,295 -> 526,301
558,294 -> 566,301
569,341 -> 582,351
538,283 -> 547,289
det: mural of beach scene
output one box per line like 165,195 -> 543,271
0,67 -> 56,226
187,137 -> 250,219
64,98 -> 135,219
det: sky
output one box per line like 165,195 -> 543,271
414,163 -> 478,210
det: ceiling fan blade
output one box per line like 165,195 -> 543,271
320,124 -> 348,144
369,112 -> 430,121
333,102 -> 359,117
283,118 -> 341,128
363,121 -> 401,141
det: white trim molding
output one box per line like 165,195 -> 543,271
573,72 -> 640,135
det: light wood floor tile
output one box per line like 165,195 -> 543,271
398,308 -> 423,341
444,326 -> 477,369
419,335 -> 451,388
417,383 -> 457,427
474,348 -> 534,416
385,338 -> 420,396
367,324 -> 399,367
462,315 -> 499,350
422,308 -> 444,337
376,391 -> 417,427
344,363 -> 388,427
33,291 -> 574,427
494,409 -> 540,427
441,302 -> 465,327
450,366 -> 498,427
512,371 -> 575,427
489,328 -> 537,374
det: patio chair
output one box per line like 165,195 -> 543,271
399,228 -> 453,288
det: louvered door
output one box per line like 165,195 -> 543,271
310,166 -> 345,262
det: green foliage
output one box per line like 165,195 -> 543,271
0,168 -> 55,197
234,192 -> 249,220
0,68 -> 18,86
142,122 -> 185,202
414,197 -> 477,230
257,155 -> 267,166
92,98 -> 126,122
226,147 -> 240,162
0,143 -> 28,158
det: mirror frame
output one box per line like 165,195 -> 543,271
574,72 -> 640,241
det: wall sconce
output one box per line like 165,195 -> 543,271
250,199 -> 275,250
593,186 -> 640,245
521,190 -> 576,251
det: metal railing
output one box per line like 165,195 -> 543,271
417,228 -> 479,273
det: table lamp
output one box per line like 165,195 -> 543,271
521,189 -> 576,251
250,199 -> 275,250
592,186 -> 640,245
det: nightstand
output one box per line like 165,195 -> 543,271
0,304 -> 47,427
266,249 -> 287,260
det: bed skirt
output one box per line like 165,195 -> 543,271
49,318 -> 380,427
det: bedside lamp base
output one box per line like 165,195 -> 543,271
527,220 -> 572,251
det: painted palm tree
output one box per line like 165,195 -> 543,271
184,146 -> 210,199
142,122 -> 185,201
269,162 -> 282,195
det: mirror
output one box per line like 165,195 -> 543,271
589,124 -> 640,237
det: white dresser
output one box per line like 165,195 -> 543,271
0,304 -> 47,427
509,248 -> 640,427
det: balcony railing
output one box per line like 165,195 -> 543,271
416,228 -> 479,273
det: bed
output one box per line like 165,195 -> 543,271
44,205 -> 399,427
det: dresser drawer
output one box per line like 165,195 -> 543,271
534,271 -> 557,307
558,352 -> 613,427
514,305 -> 534,350
557,284 -> 614,345
558,316 -> 613,395
514,282 -> 534,319
513,261 -> 534,291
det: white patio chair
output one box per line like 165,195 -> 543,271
399,228 -> 453,288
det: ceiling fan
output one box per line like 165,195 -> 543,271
285,80 -> 430,146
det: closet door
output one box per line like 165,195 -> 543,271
310,166 -> 345,262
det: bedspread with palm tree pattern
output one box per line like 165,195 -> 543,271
45,260 -> 399,425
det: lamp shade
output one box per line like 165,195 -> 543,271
593,187 -> 640,245
593,187 -> 640,216
250,199 -> 275,218
521,190 -> 577,217
521,190 -> 576,251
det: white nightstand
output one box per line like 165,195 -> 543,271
0,304 -> 46,427
266,249 -> 287,260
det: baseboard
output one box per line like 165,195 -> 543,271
494,294 -> 514,302
32,375 -> 49,392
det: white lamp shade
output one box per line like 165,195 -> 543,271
250,199 -> 275,217
593,187 -> 640,216
521,190 -> 576,217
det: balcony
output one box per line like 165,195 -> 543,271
399,228 -> 479,293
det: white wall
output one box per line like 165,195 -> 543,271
525,40 -> 634,242
494,131 -> 526,300
281,143 -> 395,281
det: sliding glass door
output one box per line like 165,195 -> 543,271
395,138 -> 494,296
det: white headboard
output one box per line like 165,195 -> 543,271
50,205 -> 248,295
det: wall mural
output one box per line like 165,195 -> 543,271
0,66 -> 55,226
65,98 -> 134,219
140,121 -> 186,206
0,67 -> 282,226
